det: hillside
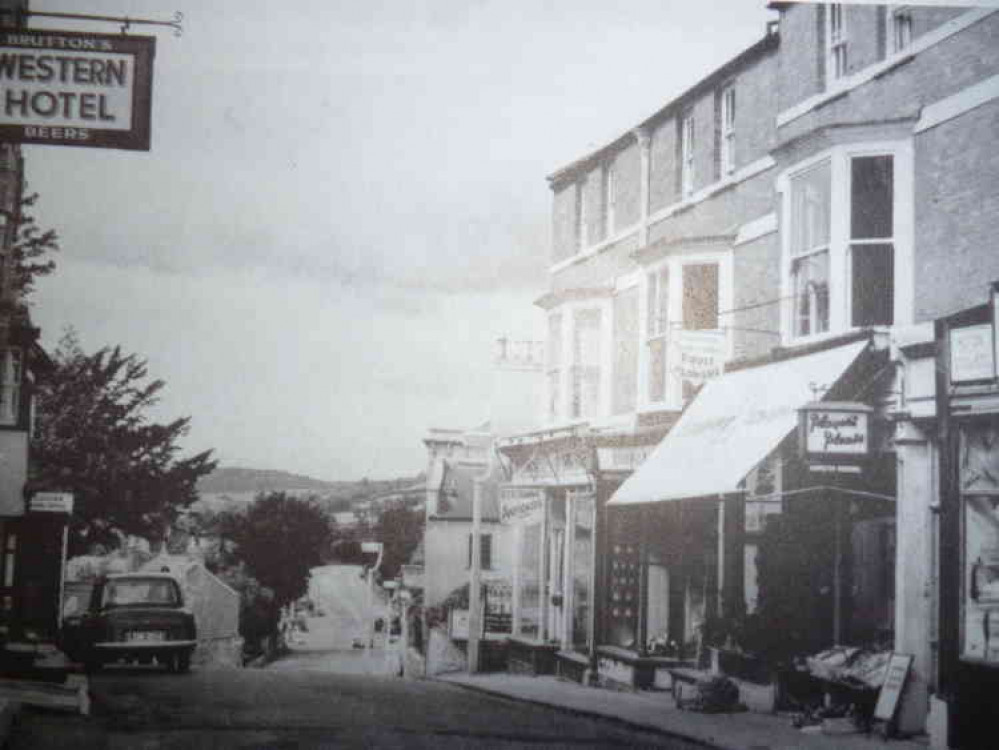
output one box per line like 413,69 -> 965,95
196,467 -> 424,506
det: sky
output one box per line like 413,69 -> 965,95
22,0 -> 778,481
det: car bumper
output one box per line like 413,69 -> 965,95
93,640 -> 197,650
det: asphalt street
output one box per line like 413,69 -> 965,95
10,568 -> 704,749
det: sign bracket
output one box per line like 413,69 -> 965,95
0,9 -> 184,37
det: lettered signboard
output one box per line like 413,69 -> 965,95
873,652 -> 913,724
0,29 -> 155,150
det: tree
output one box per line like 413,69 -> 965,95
4,191 -> 59,305
31,329 -> 217,555
230,492 -> 331,608
374,503 -> 423,580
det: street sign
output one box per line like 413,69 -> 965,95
29,491 -> 73,514
0,29 -> 155,150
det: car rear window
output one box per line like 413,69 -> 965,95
103,578 -> 181,607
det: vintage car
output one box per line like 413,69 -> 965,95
60,572 -> 197,673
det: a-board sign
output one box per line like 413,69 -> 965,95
0,29 -> 155,150
499,488 -> 544,526
873,652 -> 914,722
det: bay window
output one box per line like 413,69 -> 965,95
646,267 -> 670,403
782,143 -> 909,343
571,308 -> 602,420
547,313 -> 563,422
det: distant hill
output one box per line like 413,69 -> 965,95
196,467 -> 425,509
197,467 -> 347,495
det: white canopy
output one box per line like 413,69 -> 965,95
608,340 -> 869,506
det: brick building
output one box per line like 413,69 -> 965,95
491,4 -> 999,744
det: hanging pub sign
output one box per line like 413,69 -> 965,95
0,29 -> 155,150
798,401 -> 873,464
499,488 -> 544,526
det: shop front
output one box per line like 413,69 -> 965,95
934,288 -> 999,747
496,427 -> 665,680
600,335 -> 897,695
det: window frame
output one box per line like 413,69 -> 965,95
680,113 -> 695,199
778,141 -> 913,346
640,252 -> 731,411
0,348 -> 22,427
887,5 -> 913,55
603,161 -> 616,239
719,85 -> 736,178
826,3 -> 849,86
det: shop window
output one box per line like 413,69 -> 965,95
646,267 -> 670,403
570,493 -> 595,651
612,288 -> 638,416
2,529 -> 15,588
826,3 -> 849,85
517,522 -> 543,638
467,532 -> 493,571
547,313 -> 563,422
782,145 -> 905,342
571,308 -> 601,420
0,348 -> 22,426
960,422 -> 999,664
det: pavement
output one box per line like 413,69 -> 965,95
437,671 -> 931,750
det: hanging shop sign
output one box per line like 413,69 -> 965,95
0,29 -> 155,150
499,488 -> 544,526
950,323 -> 996,384
672,330 -> 726,387
28,491 -> 73,514
798,401 -> 873,463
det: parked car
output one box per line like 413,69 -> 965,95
60,573 -> 197,673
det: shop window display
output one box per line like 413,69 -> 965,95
571,493 -> 595,651
517,522 -> 543,638
960,421 -> 999,664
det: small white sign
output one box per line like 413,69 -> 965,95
499,488 -> 544,526
596,446 -> 653,473
672,330 -> 726,386
29,491 -> 73,514
951,323 -> 995,383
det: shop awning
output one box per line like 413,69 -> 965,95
608,339 -> 870,506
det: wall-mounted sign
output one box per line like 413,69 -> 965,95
29,491 -> 73,514
499,488 -> 544,526
0,29 -> 155,150
596,446 -> 653,473
798,402 -> 872,463
672,330 -> 726,386
950,323 -> 996,384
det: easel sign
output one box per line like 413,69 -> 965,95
873,653 -> 913,736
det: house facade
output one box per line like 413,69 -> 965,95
493,3 -> 999,745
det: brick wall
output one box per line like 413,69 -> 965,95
731,232 -> 781,363
648,117 -> 678,213
846,3 -> 884,76
777,3 -> 823,113
913,99 -> 999,322
731,54 -> 778,174
612,140 -> 641,229
551,182 -> 577,264
550,232 -> 640,293
583,163 -> 605,245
